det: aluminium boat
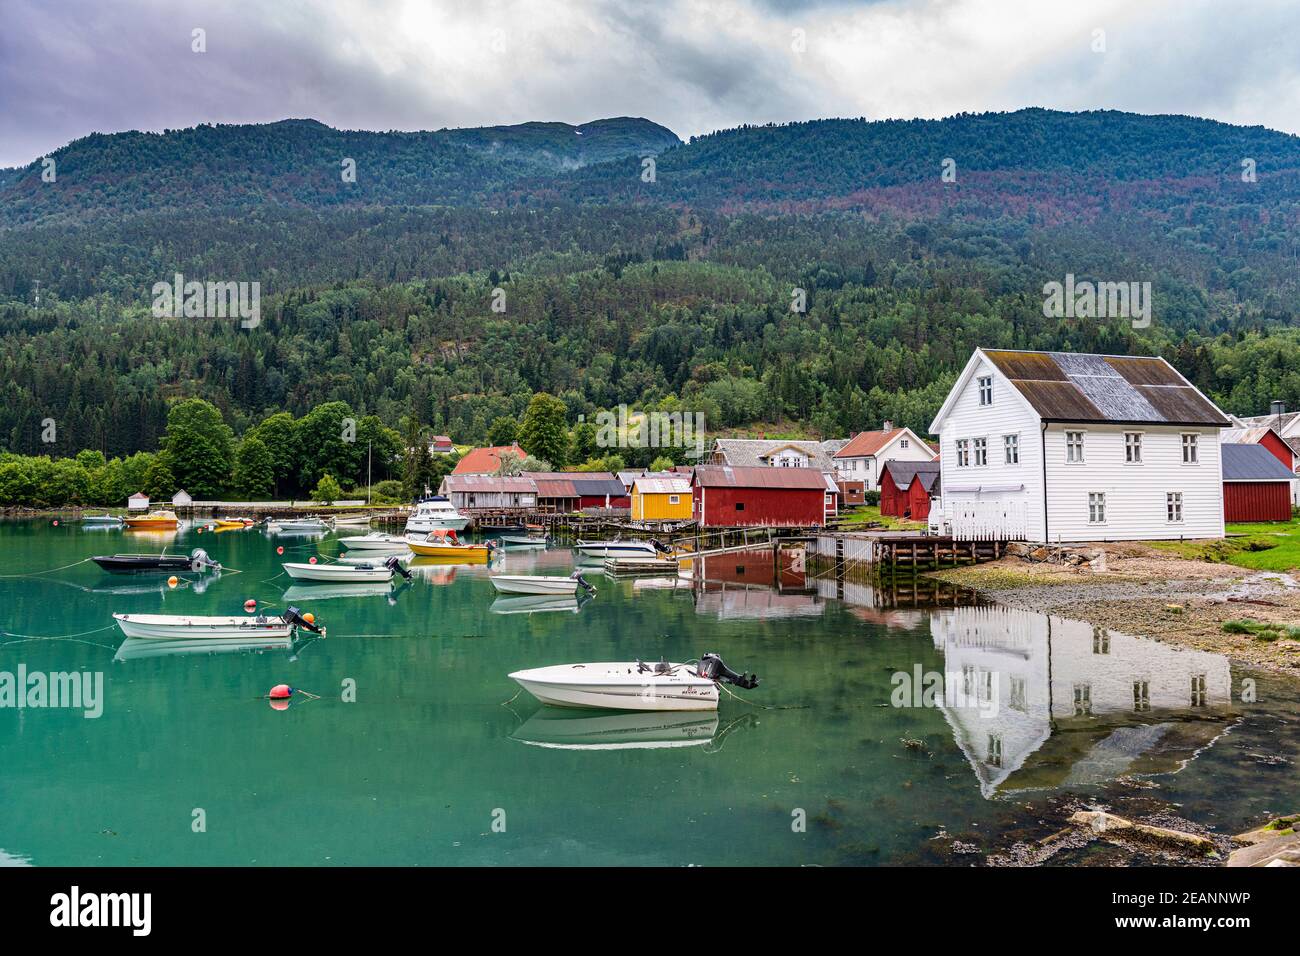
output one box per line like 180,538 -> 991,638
113,606 -> 324,641
508,653 -> 759,712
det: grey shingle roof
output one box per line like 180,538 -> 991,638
711,438 -> 837,471
1221,443 -> 1296,481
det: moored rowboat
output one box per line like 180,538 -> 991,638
113,607 -> 323,641
490,572 -> 596,596
282,558 -> 409,583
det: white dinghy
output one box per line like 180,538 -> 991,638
282,556 -> 411,583
113,606 -> 324,641
489,570 -> 597,596
338,532 -> 410,550
508,653 -> 759,712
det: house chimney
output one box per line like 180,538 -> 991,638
882,420 -> 893,432
1271,400 -> 1286,424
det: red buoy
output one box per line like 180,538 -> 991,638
244,599 -> 257,612
52,519 -> 59,526
309,556 -> 318,564
269,684 -> 292,699
276,546 -> 284,555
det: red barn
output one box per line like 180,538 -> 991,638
1222,444 -> 1294,522
880,460 -> 942,521
692,466 -> 828,528
1222,426 -> 1295,471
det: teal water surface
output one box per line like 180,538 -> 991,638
0,519 -> 1296,866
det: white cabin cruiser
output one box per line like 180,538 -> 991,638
508,653 -> 759,712
489,570 -> 597,596
113,606 -> 324,641
405,496 -> 470,534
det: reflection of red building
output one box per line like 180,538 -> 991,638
696,548 -> 806,589
691,466 -> 828,528
880,461 -> 941,521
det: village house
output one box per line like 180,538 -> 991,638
1221,444 -> 1295,522
880,460 -> 942,521
451,444 -> 524,475
438,474 -> 537,511
630,476 -> 693,522
928,349 -> 1231,542
429,435 -> 455,454
832,424 -> 937,490
691,465 -> 831,529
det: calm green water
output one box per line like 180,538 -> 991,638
0,519 -> 1296,866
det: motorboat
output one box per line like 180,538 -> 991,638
268,516 -> 330,532
490,571 -> 596,596
490,594 -> 587,616
508,653 -> 759,712
405,534 -> 494,560
213,517 -> 253,529
124,510 -> 180,530
330,514 -> 374,527
113,606 -> 324,641
282,556 -> 411,583
82,514 -> 124,527
500,534 -> 548,548
573,539 -> 666,559
405,496 -> 470,534
510,709 -> 720,750
92,548 -> 220,575
338,532 -> 410,550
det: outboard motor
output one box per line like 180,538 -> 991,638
651,539 -> 671,554
282,606 -> 324,634
569,570 -> 597,593
384,555 -> 412,580
698,652 -> 759,690
190,548 -> 221,572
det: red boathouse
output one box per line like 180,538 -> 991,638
1221,444 -> 1294,522
880,460 -> 942,521
691,466 -> 829,528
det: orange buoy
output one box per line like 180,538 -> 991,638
276,546 -> 284,555
269,684 -> 292,699
167,576 -> 179,588
303,612 -> 315,625
244,599 -> 257,612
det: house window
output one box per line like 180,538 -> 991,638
734,502 -> 745,511
1182,433 -> 1199,463
1191,674 -> 1207,708
1088,492 -> 1106,524
977,376 -> 993,406
1166,492 -> 1183,522
668,495 -> 680,505
1133,680 -> 1150,713
1073,684 -> 1092,717
900,439 -> 909,449
1066,431 -> 1085,463
1125,432 -> 1142,463
955,439 -> 970,467
973,437 -> 988,466
1003,434 -> 1019,464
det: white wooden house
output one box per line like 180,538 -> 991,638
127,492 -> 150,512
928,349 -> 1230,542
832,423 -> 937,490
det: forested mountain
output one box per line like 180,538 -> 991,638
2,108 -> 1300,469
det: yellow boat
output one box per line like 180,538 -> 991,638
124,510 -> 180,530
213,517 -> 251,530
405,538 -> 493,560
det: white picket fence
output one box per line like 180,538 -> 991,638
930,498 -> 1028,541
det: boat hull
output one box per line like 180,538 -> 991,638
573,541 -> 659,559
113,613 -> 297,641
509,662 -> 719,712
490,575 -> 580,595
124,518 -> 179,530
93,554 -> 194,574
283,562 -> 393,582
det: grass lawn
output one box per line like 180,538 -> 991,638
833,505 -> 927,532
1151,518 -> 1300,572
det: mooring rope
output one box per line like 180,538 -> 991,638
0,557 -> 93,578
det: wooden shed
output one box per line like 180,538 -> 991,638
880,461 -> 942,521
691,466 -> 829,529
631,477 -> 693,521
1222,443 -> 1294,522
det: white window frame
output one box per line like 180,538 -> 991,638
900,438 -> 909,449
1003,433 -> 1019,465
1166,491 -> 1183,523
1181,433 -> 1199,464
1124,431 -> 1143,464
1088,491 -> 1106,524
667,494 -> 680,505
955,438 -> 970,468
1066,431 -> 1085,463
977,376 -> 993,406
972,437 -> 988,467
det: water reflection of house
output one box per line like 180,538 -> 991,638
930,605 -> 1235,798
690,549 -> 821,619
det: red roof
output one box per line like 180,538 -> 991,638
432,435 -> 453,445
834,428 -> 907,459
452,444 -> 522,474
693,465 -> 828,489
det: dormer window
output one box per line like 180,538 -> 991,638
977,376 -> 993,406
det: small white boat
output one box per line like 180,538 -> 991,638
82,514 -> 124,526
282,557 -> 410,583
405,496 -> 471,534
269,516 -> 330,532
508,654 -> 759,712
500,534 -> 548,548
113,607 -> 323,641
330,514 -> 374,527
490,571 -> 596,596
338,532 -> 410,550
573,539 -> 663,559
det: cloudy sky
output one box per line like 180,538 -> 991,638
3,0 -> 1299,167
